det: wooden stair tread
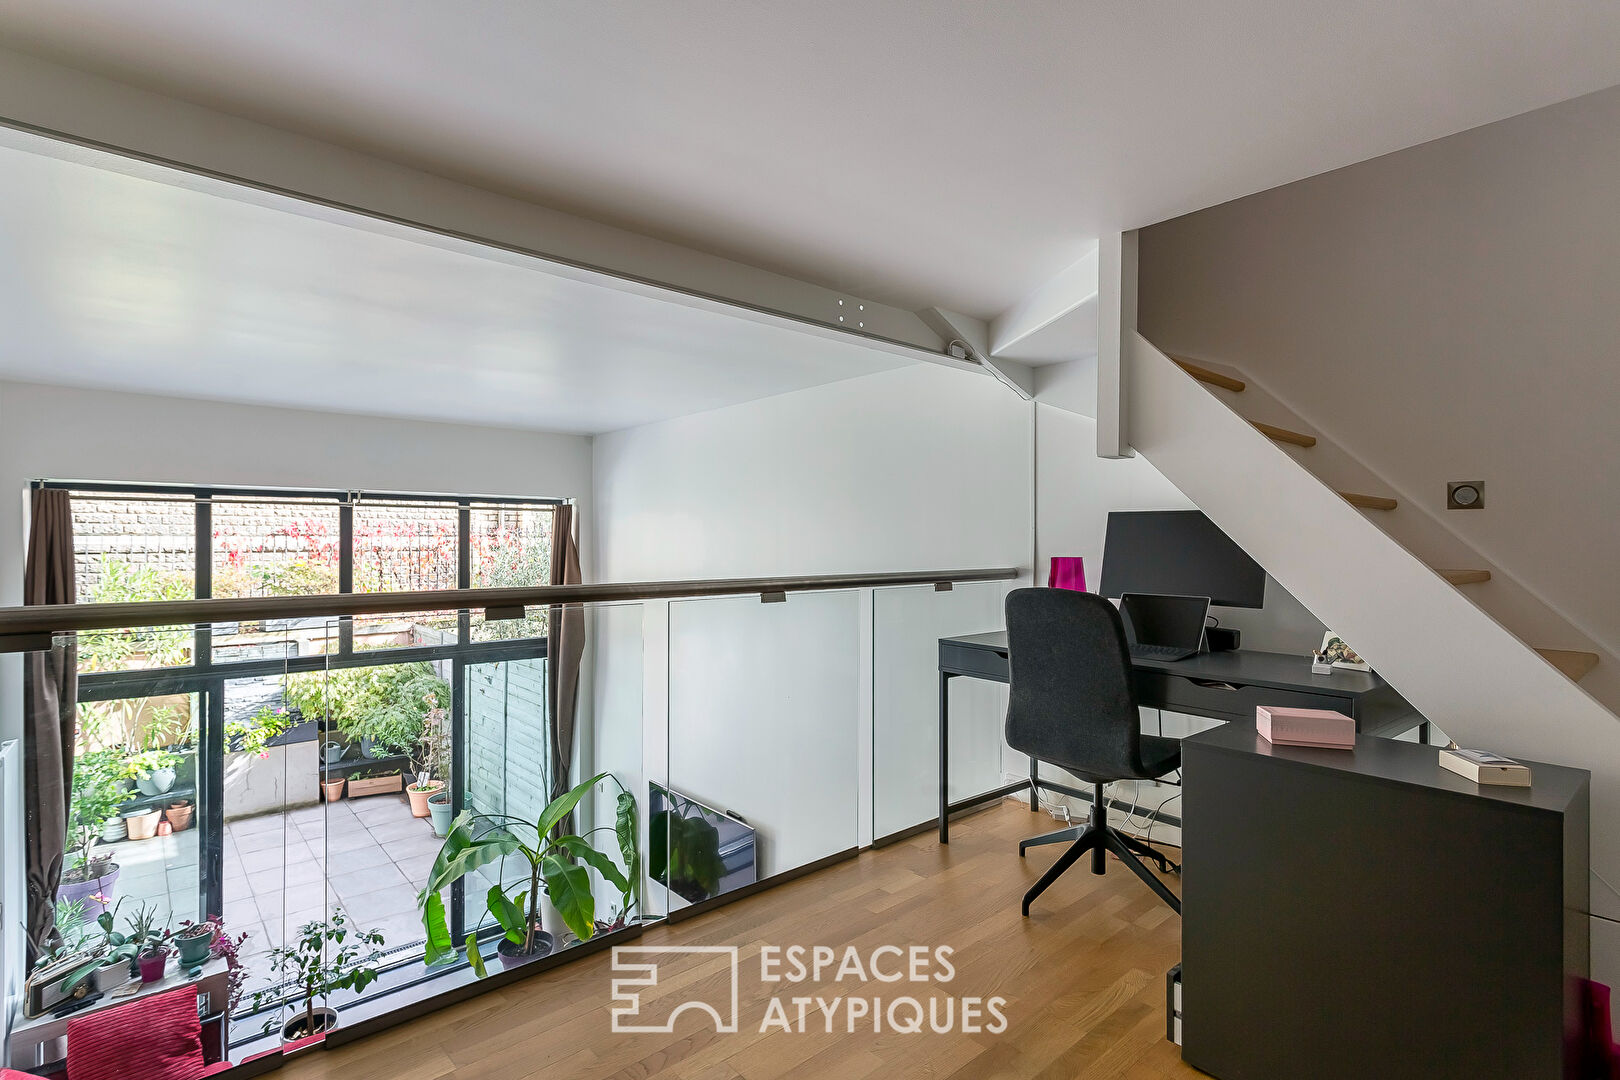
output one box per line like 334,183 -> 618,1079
1171,356 -> 1246,393
1339,491 -> 1398,511
1249,420 -> 1316,448
1437,568 -> 1492,586
1536,648 -> 1600,682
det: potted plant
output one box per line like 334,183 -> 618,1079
125,746 -> 181,796
126,747 -> 182,796
127,904 -> 171,983
346,766 -> 404,798
251,911 -> 385,1042
321,776 -> 346,802
419,773 -> 639,974
405,704 -> 449,817
225,705 -> 296,759
173,920 -> 215,966
282,663 -> 448,763
426,790 -> 454,837
59,750 -> 127,920
164,915 -> 249,1006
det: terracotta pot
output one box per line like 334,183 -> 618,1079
321,778 -> 346,803
124,809 -> 160,841
406,779 -> 445,817
164,802 -> 193,831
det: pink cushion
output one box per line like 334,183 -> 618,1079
67,986 -> 207,1080
3,1068 -> 54,1079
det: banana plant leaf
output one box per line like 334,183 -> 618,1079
540,854 -> 595,940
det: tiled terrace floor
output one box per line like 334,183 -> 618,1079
100,792 -> 445,997
224,793 -> 441,995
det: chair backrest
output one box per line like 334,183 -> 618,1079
1003,587 -> 1147,782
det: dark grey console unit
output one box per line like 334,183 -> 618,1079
1181,721 -> 1589,1080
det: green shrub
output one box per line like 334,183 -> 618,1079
282,662 -> 449,756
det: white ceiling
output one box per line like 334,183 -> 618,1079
2,2 -> 1619,322
0,134 -> 916,434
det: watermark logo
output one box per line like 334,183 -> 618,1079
610,945 -> 741,1033
610,944 -> 1006,1036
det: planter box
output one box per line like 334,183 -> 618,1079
347,773 -> 404,798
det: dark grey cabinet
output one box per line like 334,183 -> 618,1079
1181,722 -> 1589,1080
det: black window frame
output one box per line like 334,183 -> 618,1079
49,479 -> 564,992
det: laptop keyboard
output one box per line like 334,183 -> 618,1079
1129,643 -> 1196,662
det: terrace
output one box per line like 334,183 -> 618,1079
88,790 -> 444,1002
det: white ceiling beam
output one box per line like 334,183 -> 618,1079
916,307 -> 1035,399
0,47 -> 949,358
989,244 -> 1099,357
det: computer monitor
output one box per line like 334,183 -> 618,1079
1098,509 -> 1266,608
1119,593 -> 1211,652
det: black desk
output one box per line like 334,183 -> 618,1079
937,631 -> 1420,842
1180,720 -> 1588,1078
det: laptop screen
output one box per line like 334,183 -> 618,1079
1120,593 -> 1211,651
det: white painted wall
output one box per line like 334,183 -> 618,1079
1035,381 -> 1326,657
1138,80 -> 1620,666
593,362 -> 1033,866
0,378 -> 595,751
594,363 -> 1032,580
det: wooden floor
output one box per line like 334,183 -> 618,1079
281,801 -> 1205,1080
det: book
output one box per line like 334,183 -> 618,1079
1438,747 -> 1531,787
1256,705 -> 1356,749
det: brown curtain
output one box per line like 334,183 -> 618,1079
546,503 -> 584,805
23,487 -> 77,962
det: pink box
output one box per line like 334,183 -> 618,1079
1256,705 -> 1356,749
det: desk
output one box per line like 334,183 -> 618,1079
937,632 -> 1420,842
1180,720 -> 1588,1078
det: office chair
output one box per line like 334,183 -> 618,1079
1004,587 -> 1182,916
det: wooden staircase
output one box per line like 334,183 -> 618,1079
1171,351 -> 1602,686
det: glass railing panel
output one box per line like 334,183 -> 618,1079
67,625 -> 204,938
451,599 -> 650,972
665,589 -> 860,907
14,626 -> 237,1072
873,581 -> 1016,840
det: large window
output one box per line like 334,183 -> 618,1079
55,482 -> 564,1041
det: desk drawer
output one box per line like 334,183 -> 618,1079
1135,670 -> 1352,723
940,642 -> 1010,682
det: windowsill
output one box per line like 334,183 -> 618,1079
223,920 -> 646,1069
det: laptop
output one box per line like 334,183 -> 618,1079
1119,593 -> 1211,662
